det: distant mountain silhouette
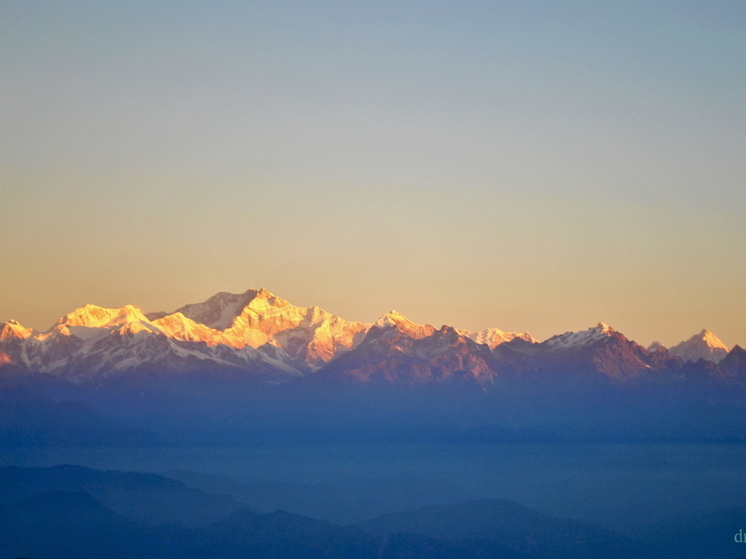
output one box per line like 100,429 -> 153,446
0,490 -> 149,559
0,465 -> 245,527
1,464 -> 740,559
166,470 -> 475,524
0,465 -> 547,559
357,499 -> 659,559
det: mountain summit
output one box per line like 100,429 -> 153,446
667,329 -> 730,363
467,328 -> 537,349
542,322 -> 617,350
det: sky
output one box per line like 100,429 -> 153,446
1,1 -> 745,347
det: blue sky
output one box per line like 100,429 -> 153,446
1,1 -> 745,346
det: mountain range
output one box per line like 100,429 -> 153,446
0,288 -> 739,383
2,288 -> 745,445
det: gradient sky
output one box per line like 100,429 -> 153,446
1,1 -> 745,347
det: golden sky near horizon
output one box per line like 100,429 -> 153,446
3,165 -> 744,348
1,2 -> 745,348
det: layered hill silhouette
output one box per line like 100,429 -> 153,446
0,464 -> 673,559
0,465 -> 245,527
357,499 -> 657,559
165,470 -> 476,525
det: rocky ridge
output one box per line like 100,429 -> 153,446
0,289 -> 739,384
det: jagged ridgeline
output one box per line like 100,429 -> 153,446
0,288 -> 536,379
1,289 -> 745,444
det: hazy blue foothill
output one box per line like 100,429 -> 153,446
164,470 -> 476,524
0,465 -> 246,527
7,440 -> 746,531
1,463 -> 744,558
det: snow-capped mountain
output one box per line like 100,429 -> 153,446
0,289 -> 374,380
509,322 -> 673,381
317,311 -> 494,384
368,311 -> 437,342
168,288 -> 371,369
542,323 -> 617,350
666,329 -> 730,363
466,328 -> 537,349
0,319 -> 33,340
647,341 -> 666,352
0,289 -> 738,386
0,303 -> 299,381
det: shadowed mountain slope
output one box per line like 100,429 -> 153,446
357,499 -> 659,559
0,465 -> 245,527
166,470 -> 476,525
0,480 -> 538,559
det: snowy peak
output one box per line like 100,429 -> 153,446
152,312 -> 230,346
152,288 -> 370,369
647,341 -> 666,352
468,328 -> 537,349
668,329 -> 730,363
373,311 -> 436,340
700,329 -> 729,350
596,322 -> 615,335
374,310 -> 412,329
57,304 -> 149,329
233,290 -> 313,336
271,312 -> 370,370
543,322 -> 617,350
0,319 -> 33,340
175,289 -> 262,331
